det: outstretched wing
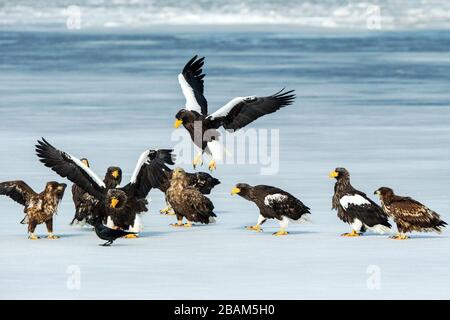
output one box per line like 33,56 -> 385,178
208,89 -> 295,131
0,181 -> 37,206
178,55 -> 208,115
123,149 -> 176,198
35,138 -> 106,200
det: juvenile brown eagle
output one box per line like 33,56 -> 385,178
158,169 -> 220,215
36,138 -> 173,237
0,180 -> 67,239
375,187 -> 447,240
166,168 -> 216,227
329,168 -> 391,237
174,55 -> 295,171
71,160 -> 122,227
231,183 -> 311,236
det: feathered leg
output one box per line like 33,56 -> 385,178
28,220 -> 39,240
45,218 -> 59,239
273,216 -> 289,236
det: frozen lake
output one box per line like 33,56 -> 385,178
0,28 -> 450,299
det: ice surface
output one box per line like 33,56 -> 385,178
0,29 -> 449,299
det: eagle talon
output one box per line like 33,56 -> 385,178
47,234 -> 59,240
341,230 -> 361,237
246,225 -> 262,232
183,223 -> 193,228
123,234 -> 138,239
273,229 -> 289,236
28,234 -> 39,240
390,234 -> 409,240
208,160 -> 216,172
160,206 -> 175,215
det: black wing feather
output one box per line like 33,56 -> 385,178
182,55 -> 208,115
35,138 -> 105,200
218,89 -> 295,131
0,181 -> 36,206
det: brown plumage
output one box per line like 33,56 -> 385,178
375,187 -> 447,239
166,168 -> 216,227
0,180 -> 67,239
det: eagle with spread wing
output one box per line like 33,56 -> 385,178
0,180 -> 67,239
35,138 -> 174,237
375,187 -> 447,240
231,183 -> 311,236
173,55 -> 295,171
329,168 -> 391,237
71,159 -> 122,227
166,168 -> 216,227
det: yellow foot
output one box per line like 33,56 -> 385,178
123,234 -> 138,239
341,230 -> 361,237
246,225 -> 262,232
183,223 -> 193,228
273,230 -> 289,236
28,234 -> 39,240
160,208 -> 175,215
192,154 -> 203,169
47,234 -> 60,240
390,234 -> 409,240
208,160 -> 216,172
170,222 -> 184,227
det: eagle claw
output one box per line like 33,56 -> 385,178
246,225 -> 262,232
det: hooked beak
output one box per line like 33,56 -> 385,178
231,187 -> 241,195
374,190 -> 381,196
174,119 -> 183,129
112,170 -> 119,179
110,197 -> 119,208
329,171 -> 339,179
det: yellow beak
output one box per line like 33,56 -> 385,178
329,171 -> 339,178
112,170 -> 119,179
231,187 -> 241,195
110,197 -> 119,208
174,119 -> 183,129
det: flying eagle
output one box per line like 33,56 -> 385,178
0,180 -> 67,239
158,169 -> 220,215
35,138 -> 173,237
329,168 -> 391,237
231,183 -> 311,236
166,168 -> 216,227
375,187 -> 447,240
71,160 -> 122,227
174,55 -> 295,171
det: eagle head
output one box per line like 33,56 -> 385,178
106,166 -> 122,186
174,109 -> 198,128
374,187 -> 394,200
46,181 -> 67,199
106,189 -> 127,210
231,183 -> 251,196
329,167 -> 349,180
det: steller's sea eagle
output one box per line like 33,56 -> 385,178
329,167 -> 391,237
173,55 -> 295,171
35,138 -> 174,237
231,183 -> 311,236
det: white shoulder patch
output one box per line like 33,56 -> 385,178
264,193 -> 288,207
340,194 -> 371,209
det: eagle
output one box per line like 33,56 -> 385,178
166,168 -> 216,227
329,168 -> 391,237
174,55 -> 295,171
71,159 -> 123,227
158,169 -> 220,215
231,183 -> 311,236
375,187 -> 447,240
0,180 -> 67,240
35,138 -> 173,237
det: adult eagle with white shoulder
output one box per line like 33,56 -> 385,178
329,167 -> 391,237
173,55 -> 296,171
